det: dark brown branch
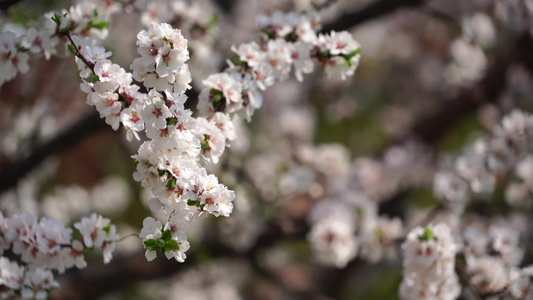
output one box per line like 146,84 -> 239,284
0,111 -> 107,194
321,0 -> 429,33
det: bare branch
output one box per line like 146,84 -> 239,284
0,111 -> 107,194
321,0 -> 429,33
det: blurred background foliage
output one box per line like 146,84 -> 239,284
1,0 -> 532,299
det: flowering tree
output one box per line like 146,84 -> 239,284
0,0 -> 533,299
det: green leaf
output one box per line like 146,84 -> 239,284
89,73 -> 99,83
232,57 -> 246,67
83,246 -> 94,253
133,160 -> 139,169
102,225 -> 110,235
161,229 -> 172,241
67,44 -> 77,56
164,239 -> 180,251
342,48 -> 361,67
187,199 -> 199,206
51,13 -> 61,25
87,20 -> 109,30
163,37 -> 173,47
158,169 -> 167,177
167,117 -> 178,126
285,31 -> 298,42
143,239 -> 159,251
261,27 -> 276,39
156,239 -> 166,248
418,227 -> 437,242
165,177 -> 177,189
343,56 -> 352,67
200,140 -> 209,150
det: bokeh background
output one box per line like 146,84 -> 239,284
1,0 -> 532,299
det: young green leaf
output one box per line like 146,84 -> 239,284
161,229 -> 172,242
143,239 -> 160,251
164,239 -> 180,251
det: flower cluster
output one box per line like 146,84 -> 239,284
135,0 -> 222,86
0,257 -> 58,300
0,32 -> 33,87
131,23 -> 192,94
307,201 -> 358,268
302,142 -> 404,268
444,13 -> 494,86
53,7 -> 361,264
56,1 -> 121,40
434,110 -> 533,207
0,4 -> 362,296
53,15 -> 236,263
0,0 -> 123,88
197,10 -> 361,121
0,212 -> 118,299
399,224 -> 460,300
460,217 -> 531,298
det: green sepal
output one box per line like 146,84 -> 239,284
285,31 -> 298,42
212,94 -> 222,105
102,225 -> 110,235
232,57 -> 246,67
167,117 -> 178,126
89,73 -> 99,83
319,50 -> 330,58
87,20 -> 109,30
164,239 -> 180,251
187,199 -> 199,206
418,227 -> 437,242
161,229 -> 172,242
166,176 -> 177,189
342,48 -> 361,67
51,13 -> 62,25
200,140 -> 209,150
133,160 -> 139,169
67,44 -> 77,56
83,246 -> 94,254
261,27 -> 276,39
162,37 -> 173,48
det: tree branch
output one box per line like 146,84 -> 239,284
0,111 -> 107,194
321,0 -> 429,33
